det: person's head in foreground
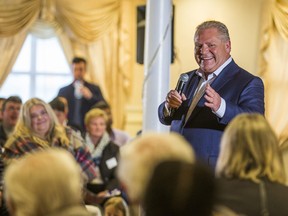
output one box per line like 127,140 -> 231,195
216,113 -> 285,184
104,196 -> 130,216
4,148 -> 86,216
117,132 -> 195,204
143,160 -> 215,216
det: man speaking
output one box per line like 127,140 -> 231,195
158,20 -> 265,168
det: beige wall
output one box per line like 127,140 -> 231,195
124,0 -> 265,136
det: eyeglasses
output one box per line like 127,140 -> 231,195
30,110 -> 48,120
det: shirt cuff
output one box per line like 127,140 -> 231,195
164,103 -> 171,117
214,98 -> 226,118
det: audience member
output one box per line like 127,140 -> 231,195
215,113 -> 288,216
84,108 -> 120,197
279,124 -> 288,185
2,97 -> 97,182
0,97 -> 6,122
0,96 -> 22,150
158,20 -> 265,168
3,148 -> 91,216
117,132 -> 195,204
143,160 -> 215,216
58,57 -> 106,132
49,96 -> 69,126
104,196 -> 130,216
92,101 -> 131,146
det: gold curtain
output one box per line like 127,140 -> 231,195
0,0 -> 133,128
258,0 -> 288,135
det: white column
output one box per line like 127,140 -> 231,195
142,0 -> 172,133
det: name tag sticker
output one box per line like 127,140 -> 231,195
106,157 -> 117,169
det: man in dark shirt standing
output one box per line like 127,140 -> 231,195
58,57 -> 106,132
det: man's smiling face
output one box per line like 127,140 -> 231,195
194,27 -> 231,75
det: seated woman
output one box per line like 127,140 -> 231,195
83,108 -> 120,196
4,148 -> 91,216
215,113 -> 288,216
2,97 -> 97,182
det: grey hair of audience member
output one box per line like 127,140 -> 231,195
117,132 -> 195,203
4,148 -> 84,216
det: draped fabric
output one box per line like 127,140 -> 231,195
0,0 -> 132,128
258,0 -> 288,134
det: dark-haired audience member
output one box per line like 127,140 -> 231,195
0,96 -> 22,150
0,98 -> 6,123
4,148 -> 91,216
49,96 -> 83,135
92,101 -> 131,146
58,57 -> 106,133
143,160 -> 215,216
215,113 -> 288,216
84,108 -> 120,200
49,96 -> 69,126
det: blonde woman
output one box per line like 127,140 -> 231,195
4,148 -> 91,216
84,108 -> 120,195
215,113 -> 288,216
104,196 -> 130,216
3,98 -> 97,182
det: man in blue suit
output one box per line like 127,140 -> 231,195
158,20 -> 265,168
58,57 -> 105,133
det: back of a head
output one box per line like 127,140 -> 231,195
4,148 -> 83,216
143,160 -> 215,216
117,132 -> 195,203
49,96 -> 68,113
216,113 -> 285,183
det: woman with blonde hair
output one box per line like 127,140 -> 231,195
104,196 -> 130,216
215,113 -> 288,216
4,148 -> 91,216
84,108 -> 120,196
3,97 -> 97,182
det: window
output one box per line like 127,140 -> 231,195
0,34 -> 73,103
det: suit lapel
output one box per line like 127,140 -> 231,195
188,60 -> 239,119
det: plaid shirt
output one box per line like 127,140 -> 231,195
2,127 -> 97,182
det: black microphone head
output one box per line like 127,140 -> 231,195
180,73 -> 189,83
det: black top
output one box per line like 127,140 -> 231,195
216,178 -> 288,216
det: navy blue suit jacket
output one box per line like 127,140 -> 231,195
58,81 -> 105,131
158,60 -> 265,168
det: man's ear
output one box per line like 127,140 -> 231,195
225,40 -> 231,53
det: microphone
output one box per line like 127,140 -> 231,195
170,73 -> 189,116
